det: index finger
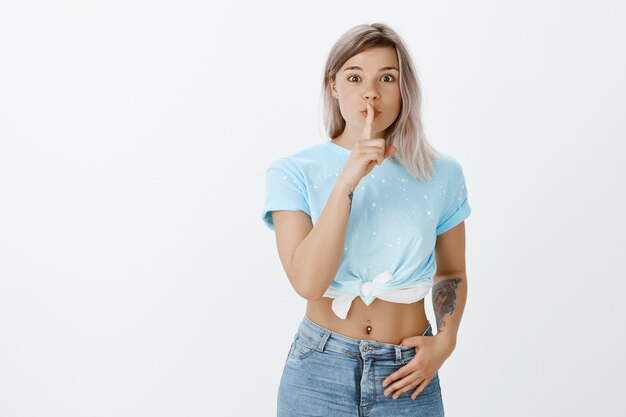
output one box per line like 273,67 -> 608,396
362,102 -> 374,139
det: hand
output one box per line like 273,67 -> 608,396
382,333 -> 455,400
337,101 -> 397,189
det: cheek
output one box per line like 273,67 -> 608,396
338,98 -> 360,118
390,97 -> 402,115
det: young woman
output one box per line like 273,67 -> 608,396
262,23 -> 471,416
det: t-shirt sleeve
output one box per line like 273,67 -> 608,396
261,159 -> 311,231
436,158 -> 472,235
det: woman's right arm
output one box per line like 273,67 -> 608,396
272,102 -> 397,300
272,179 -> 355,300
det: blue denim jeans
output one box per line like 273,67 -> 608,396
277,314 -> 445,416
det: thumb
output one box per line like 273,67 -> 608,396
400,335 -> 422,347
383,145 -> 397,159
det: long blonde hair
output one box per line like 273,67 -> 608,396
321,23 -> 439,181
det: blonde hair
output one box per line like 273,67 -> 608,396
321,22 -> 439,181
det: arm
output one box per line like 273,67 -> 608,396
272,179 -> 355,300
432,220 -> 468,351
381,220 -> 469,397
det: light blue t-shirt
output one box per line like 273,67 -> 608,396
261,140 -> 471,317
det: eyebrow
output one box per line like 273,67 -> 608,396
343,66 -> 399,72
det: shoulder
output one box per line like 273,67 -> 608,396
433,151 -> 463,170
266,142 -> 328,175
432,151 -> 465,180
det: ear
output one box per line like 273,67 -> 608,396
328,78 -> 337,95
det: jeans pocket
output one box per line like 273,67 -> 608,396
376,359 -> 441,400
287,334 -> 317,361
410,371 -> 441,399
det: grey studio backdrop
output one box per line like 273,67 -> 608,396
1,1 -> 625,416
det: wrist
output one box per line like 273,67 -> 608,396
336,179 -> 356,193
434,331 -> 457,351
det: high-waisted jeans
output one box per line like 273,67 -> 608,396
277,314 -> 445,416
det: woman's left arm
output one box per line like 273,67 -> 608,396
432,220 -> 468,352
382,221 -> 468,399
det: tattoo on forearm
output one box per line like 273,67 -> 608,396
433,277 -> 462,330
348,190 -> 353,212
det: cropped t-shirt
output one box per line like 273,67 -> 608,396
261,140 -> 472,319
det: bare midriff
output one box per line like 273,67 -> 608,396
305,296 -> 430,345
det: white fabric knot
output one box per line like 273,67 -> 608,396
322,271 -> 433,320
360,271 -> 392,297
360,282 -> 373,297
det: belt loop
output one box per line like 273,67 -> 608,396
317,329 -> 331,352
394,346 -> 402,364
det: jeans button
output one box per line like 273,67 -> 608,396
362,345 -> 369,352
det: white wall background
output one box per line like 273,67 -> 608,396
1,1 -> 625,416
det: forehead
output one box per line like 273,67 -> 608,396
341,47 -> 399,71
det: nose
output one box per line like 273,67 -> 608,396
363,80 -> 380,102
363,92 -> 380,102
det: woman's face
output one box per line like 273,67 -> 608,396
330,46 -> 402,137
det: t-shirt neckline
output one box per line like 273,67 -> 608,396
324,139 -> 351,157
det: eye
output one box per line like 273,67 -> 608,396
347,74 -> 396,83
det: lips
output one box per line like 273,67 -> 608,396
361,109 -> 381,118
